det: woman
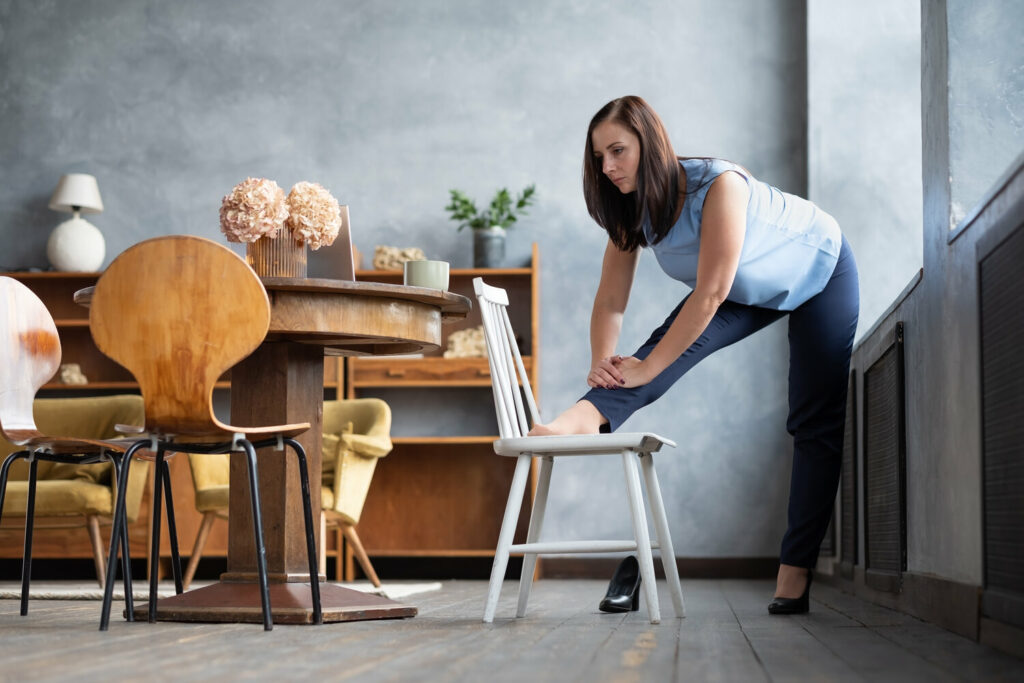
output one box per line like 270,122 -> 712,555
531,96 -> 859,614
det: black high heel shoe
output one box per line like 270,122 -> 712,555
599,555 -> 641,613
768,569 -> 812,615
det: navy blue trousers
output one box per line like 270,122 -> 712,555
583,236 -> 859,568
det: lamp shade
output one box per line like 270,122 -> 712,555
48,173 -> 104,214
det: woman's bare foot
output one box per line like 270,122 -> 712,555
528,400 -> 608,436
774,563 -> 809,599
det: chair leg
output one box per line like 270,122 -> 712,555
101,440 -> 144,631
0,451 -> 27,527
341,528 -> 352,582
284,437 -> 323,625
0,452 -> 28,614
110,454 -> 135,623
342,525 -> 380,588
240,440 -> 273,631
516,455 -> 553,617
483,454 -> 532,623
183,512 -> 218,591
148,448 -> 166,623
86,515 -> 107,588
319,511 -> 327,579
160,459 -> 183,595
20,458 -> 39,616
640,453 -> 685,618
119,521 -> 134,621
621,449 -> 660,624
0,452 -> 27,595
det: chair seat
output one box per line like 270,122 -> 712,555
493,432 -> 676,457
321,486 -> 333,510
0,480 -> 112,517
161,422 -> 311,444
6,433 -> 135,455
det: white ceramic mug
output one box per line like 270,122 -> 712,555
403,260 -> 450,290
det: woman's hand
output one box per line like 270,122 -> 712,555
588,355 -> 654,389
611,355 -> 653,388
587,356 -> 626,389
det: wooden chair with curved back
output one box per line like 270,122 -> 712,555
89,235 -> 322,631
0,276 -> 138,618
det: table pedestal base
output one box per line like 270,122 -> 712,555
132,582 -> 417,624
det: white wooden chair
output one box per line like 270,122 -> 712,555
473,277 -> 685,624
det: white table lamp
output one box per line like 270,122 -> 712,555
47,173 -> 105,271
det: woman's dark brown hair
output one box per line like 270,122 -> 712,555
583,96 -> 680,252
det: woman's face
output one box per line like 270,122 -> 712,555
591,120 -> 641,193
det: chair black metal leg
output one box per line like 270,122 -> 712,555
161,458 -> 183,595
109,454 -> 134,622
0,452 -> 30,615
0,451 -> 28,531
101,440 -> 144,631
0,451 -> 24,612
285,437 -> 323,625
240,439 -> 273,631
119,519 -> 134,620
20,458 -> 39,616
149,447 -> 166,622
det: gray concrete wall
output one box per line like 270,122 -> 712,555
846,0 -> 1023,586
0,0 -> 808,558
807,0 -> 922,343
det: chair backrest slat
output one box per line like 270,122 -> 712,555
0,277 -> 61,435
502,310 -> 540,424
89,236 -> 271,436
473,278 -> 539,439
479,299 -> 515,437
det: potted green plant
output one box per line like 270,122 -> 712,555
445,185 -> 536,267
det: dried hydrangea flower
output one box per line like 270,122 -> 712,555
219,177 -> 288,243
285,181 -> 342,250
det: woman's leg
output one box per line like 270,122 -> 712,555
776,236 -> 859,598
533,296 -> 785,435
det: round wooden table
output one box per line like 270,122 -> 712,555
77,278 -> 470,624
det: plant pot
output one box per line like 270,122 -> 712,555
473,226 -> 506,268
246,229 -> 307,277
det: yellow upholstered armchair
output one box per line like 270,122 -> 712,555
182,398 -> 392,588
0,396 -> 150,586
320,398 -> 392,585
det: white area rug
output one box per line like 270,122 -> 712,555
0,580 -> 441,602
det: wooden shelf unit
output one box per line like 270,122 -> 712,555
344,244 -> 540,575
0,271 -> 344,573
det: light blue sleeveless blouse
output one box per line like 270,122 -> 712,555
642,158 -> 841,311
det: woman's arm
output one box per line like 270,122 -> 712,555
617,171 -> 749,387
588,239 -> 641,388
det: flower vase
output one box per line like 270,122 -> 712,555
473,226 -> 506,268
246,231 -> 307,277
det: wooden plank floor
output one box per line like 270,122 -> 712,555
1,579 -> 1021,681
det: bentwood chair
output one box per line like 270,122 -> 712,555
90,235 -> 322,631
0,277 -> 141,617
181,398 -> 391,589
473,278 -> 685,624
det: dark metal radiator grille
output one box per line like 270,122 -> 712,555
863,326 -> 906,591
841,374 -> 857,568
980,222 -> 1024,627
